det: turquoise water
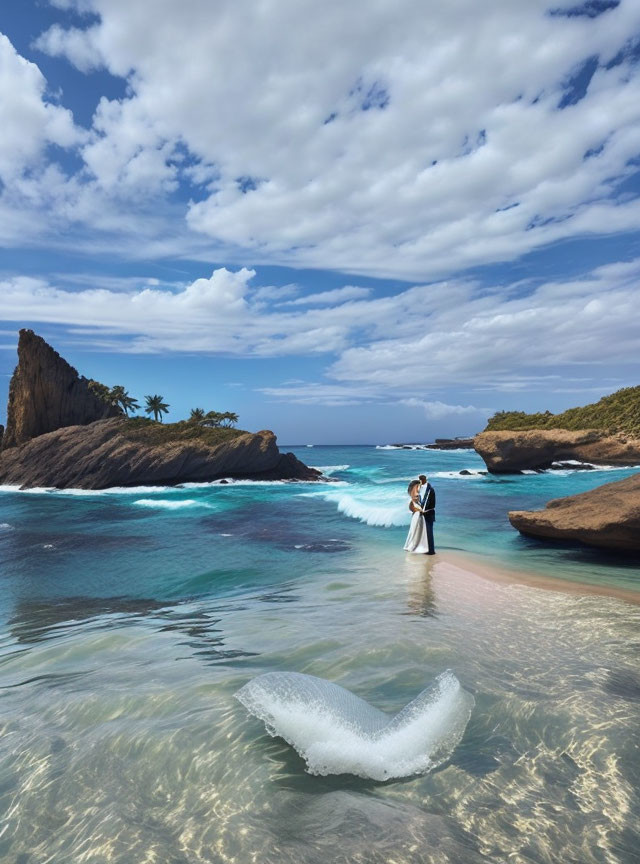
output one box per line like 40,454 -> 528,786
1,446 -> 639,862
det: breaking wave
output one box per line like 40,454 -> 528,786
302,488 -> 407,527
133,498 -> 215,510
312,465 -> 350,476
236,670 -> 474,781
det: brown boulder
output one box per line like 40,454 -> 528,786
0,418 -> 320,489
474,429 -> 640,473
509,472 -> 640,551
2,329 -> 120,450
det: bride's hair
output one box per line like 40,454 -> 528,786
407,480 -> 419,495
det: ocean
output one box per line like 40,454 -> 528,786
1,445 -> 639,863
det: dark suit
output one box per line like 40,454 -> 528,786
420,483 -> 436,553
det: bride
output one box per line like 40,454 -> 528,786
403,480 -> 431,554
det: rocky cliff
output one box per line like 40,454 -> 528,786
0,418 -> 320,489
508,473 -> 640,551
2,329 -> 120,449
474,429 -> 640,473
0,330 -> 321,487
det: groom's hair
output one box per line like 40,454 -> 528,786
419,474 -> 427,483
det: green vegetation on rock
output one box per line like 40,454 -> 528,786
121,416 -> 245,446
485,386 -> 640,436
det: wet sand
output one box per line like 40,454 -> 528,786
437,548 -> 640,606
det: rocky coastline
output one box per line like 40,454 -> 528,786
386,437 -> 475,450
472,391 -> 640,552
509,473 -> 640,552
473,429 -> 640,474
0,330 -> 321,489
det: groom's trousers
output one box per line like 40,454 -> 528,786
424,519 -> 435,554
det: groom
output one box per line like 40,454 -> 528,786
418,475 -> 436,555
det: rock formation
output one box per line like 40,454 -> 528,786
0,330 -> 321,487
509,473 -> 640,551
426,438 -> 475,450
2,329 -> 120,449
474,429 -> 640,473
0,418 -> 320,489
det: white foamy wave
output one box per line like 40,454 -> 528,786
180,478 -> 320,488
549,461 -> 640,473
312,465 -> 350,476
0,522 -> 13,530
0,483 -> 178,497
375,444 -> 425,450
236,670 -> 474,781
133,498 -> 214,510
304,488 -> 407,527
430,469 -> 485,479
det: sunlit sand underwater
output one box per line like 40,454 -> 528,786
1,446 -> 639,862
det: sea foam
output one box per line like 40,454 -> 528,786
302,488 -> 407,527
133,498 -> 213,510
235,670 -> 474,780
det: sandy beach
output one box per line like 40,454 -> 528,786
439,549 -> 640,606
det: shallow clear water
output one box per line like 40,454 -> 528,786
1,446 -> 639,862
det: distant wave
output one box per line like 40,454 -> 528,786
430,469 -> 485,479
133,498 -> 214,510
0,522 -> 13,530
236,669 -> 474,780
375,444 -> 474,453
312,465 -> 350,476
0,483 -> 178,497
0,478 -> 320,497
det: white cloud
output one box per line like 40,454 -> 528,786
401,398 -> 488,421
282,286 -> 371,306
0,33 -> 82,183
1,258 -> 638,400
34,24 -> 104,73
259,382 -> 378,407
17,0 -> 640,278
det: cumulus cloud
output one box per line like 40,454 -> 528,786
18,0 -> 640,278
1,258 -> 638,401
0,33 -> 82,183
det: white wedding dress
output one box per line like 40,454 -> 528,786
403,505 -> 431,553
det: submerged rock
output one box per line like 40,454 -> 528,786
508,472 -> 640,551
0,418 -> 320,489
474,429 -> 640,474
2,329 -> 119,450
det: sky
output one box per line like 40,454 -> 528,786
0,0 -> 639,444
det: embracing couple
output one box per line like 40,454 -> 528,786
403,474 -> 436,555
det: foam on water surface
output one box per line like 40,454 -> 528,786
133,498 -> 215,510
302,487 -> 407,527
235,670 -> 474,780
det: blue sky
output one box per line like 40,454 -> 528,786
1,0 -> 639,443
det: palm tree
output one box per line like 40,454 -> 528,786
202,410 -> 223,427
145,394 -> 170,422
108,385 -> 125,408
220,411 -> 239,427
120,392 -> 140,415
189,408 -> 205,424
108,385 -> 140,416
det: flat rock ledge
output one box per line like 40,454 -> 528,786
474,429 -> 640,473
509,472 -> 640,551
0,418 -> 321,490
